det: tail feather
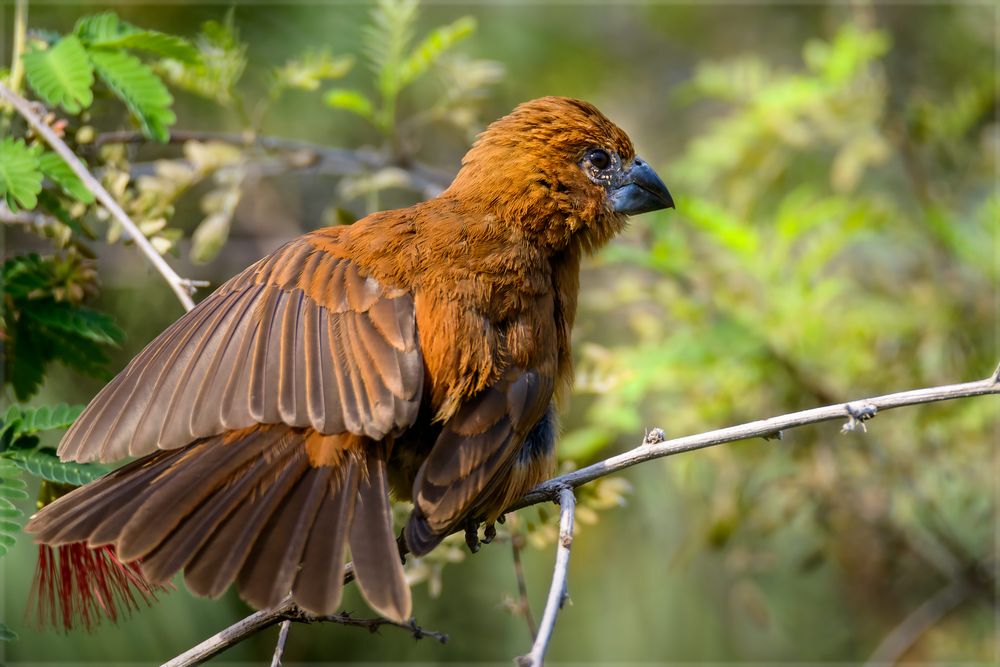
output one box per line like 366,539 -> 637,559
27,424 -> 412,623
292,465 -> 360,615
139,450 -> 283,582
183,448 -> 309,598
237,465 -> 331,609
117,429 -> 283,561
349,446 -> 412,623
27,451 -> 182,546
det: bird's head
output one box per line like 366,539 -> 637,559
446,96 -> 673,252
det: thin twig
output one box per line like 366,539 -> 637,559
270,619 -> 291,667
0,84 -> 198,311
517,487 -> 576,667
163,369 -> 1000,665
0,201 -> 60,229
865,579 -> 972,666
511,531 -> 538,640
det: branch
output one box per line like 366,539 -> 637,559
517,487 -> 576,667
865,579 -> 972,666
162,592 -> 447,667
0,84 -> 201,312
270,620 -> 291,667
164,369 -> 999,663
93,129 -> 453,199
511,370 -> 1000,510
510,531 -> 538,639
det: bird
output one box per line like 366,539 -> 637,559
26,96 -> 673,626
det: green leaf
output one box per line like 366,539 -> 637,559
324,88 -> 376,120
0,622 -> 18,642
91,48 -> 175,142
398,16 -> 476,88
76,13 -> 200,64
3,404 -> 85,438
274,51 -> 353,93
25,300 -> 125,346
108,31 -> 201,63
156,13 -> 246,106
74,12 -> 125,42
6,449 -> 111,487
36,189 -> 86,236
22,35 -> 95,113
0,138 -> 42,212
0,460 -> 24,557
37,151 -> 95,204
365,0 -> 419,100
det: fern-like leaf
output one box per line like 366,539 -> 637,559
398,16 -> 476,88
364,0 -> 418,98
156,13 -> 246,106
25,301 -> 125,346
37,151 -> 95,204
76,12 -> 200,64
2,404 -> 86,440
22,35 -> 95,113
6,449 -> 110,487
90,49 -> 175,142
0,460 -> 26,557
0,138 -> 43,212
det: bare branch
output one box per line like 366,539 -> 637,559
270,620 -> 291,667
93,129 -> 452,199
163,369 -> 999,664
0,84 -> 199,311
517,487 -> 576,667
865,579 -> 972,666
0,201 -> 60,229
162,591 -> 446,667
511,531 -> 538,639
512,370 -> 1000,510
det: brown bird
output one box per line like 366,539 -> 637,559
26,96 -> 673,624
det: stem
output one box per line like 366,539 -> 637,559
8,0 -> 27,95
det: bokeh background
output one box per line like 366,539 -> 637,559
1,1 -> 997,664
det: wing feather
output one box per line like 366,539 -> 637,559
406,369 -> 552,556
58,232 -> 424,463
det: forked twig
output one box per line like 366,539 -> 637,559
516,487 -> 576,667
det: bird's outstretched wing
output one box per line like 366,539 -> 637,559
59,229 -> 424,463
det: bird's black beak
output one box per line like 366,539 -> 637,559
608,157 -> 674,215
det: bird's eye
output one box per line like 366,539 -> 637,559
587,149 -> 611,170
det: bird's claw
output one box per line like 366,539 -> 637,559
464,520 -> 481,553
482,523 -> 497,544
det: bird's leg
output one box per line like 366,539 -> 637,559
482,522 -> 497,544
464,519 -> 481,553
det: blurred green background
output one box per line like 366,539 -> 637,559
1,1 -> 997,664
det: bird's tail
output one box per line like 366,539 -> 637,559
25,424 -> 412,627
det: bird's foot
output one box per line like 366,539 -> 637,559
482,522 -> 497,544
464,520 -> 481,553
